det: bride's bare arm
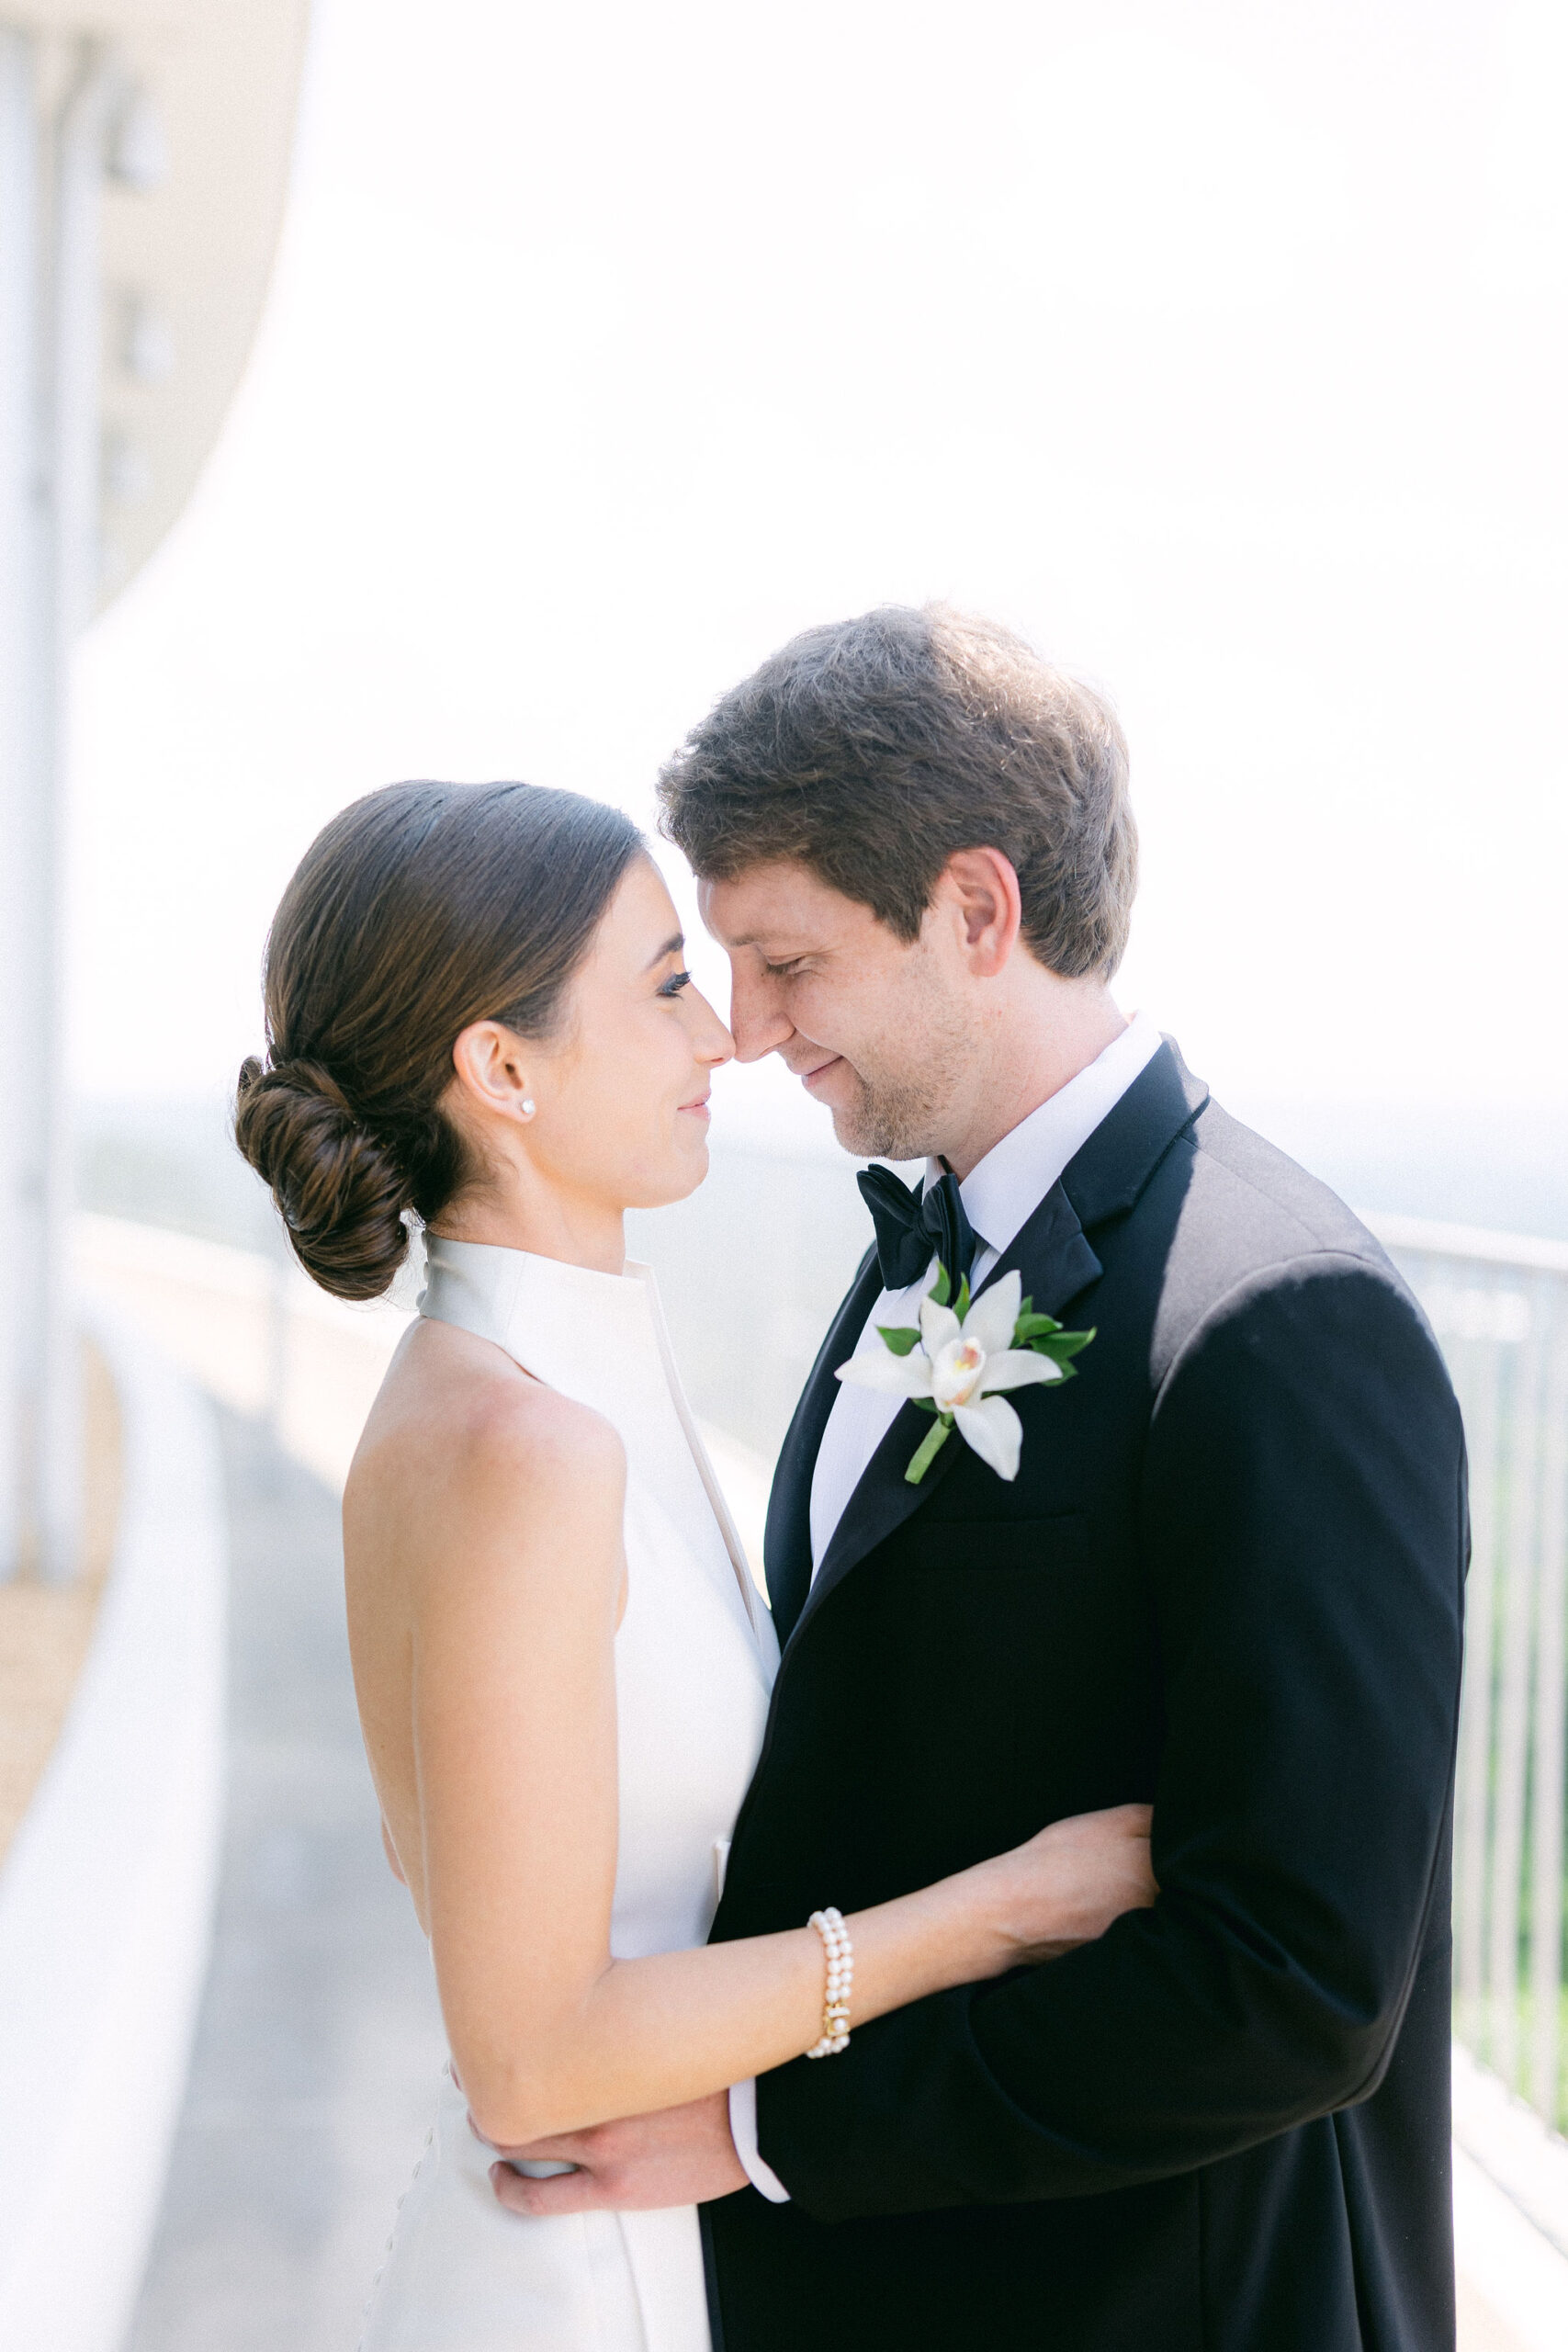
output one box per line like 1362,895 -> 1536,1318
406,1384 -> 1154,2150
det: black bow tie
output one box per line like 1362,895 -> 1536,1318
857,1164 -> 978,1296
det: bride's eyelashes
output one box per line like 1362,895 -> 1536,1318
657,968 -> 694,999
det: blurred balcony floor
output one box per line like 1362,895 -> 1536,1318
124,1408 -> 445,2352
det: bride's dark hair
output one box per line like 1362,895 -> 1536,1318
234,780 -> 643,1301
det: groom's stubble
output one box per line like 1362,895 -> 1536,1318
821,942 -> 974,1165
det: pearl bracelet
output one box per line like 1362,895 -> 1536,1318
806,1906 -> 852,2057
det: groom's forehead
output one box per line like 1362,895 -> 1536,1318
698,862 -> 860,944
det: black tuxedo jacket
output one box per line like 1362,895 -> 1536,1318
704,1043 -> 1466,2352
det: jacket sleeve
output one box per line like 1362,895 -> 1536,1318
753,1254 -> 1467,2217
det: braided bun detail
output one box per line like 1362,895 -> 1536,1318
234,1056 -> 412,1301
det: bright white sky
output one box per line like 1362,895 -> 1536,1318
71,0 -> 1566,1129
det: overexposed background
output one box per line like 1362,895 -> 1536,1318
72,0 -> 1566,1205
43,14 -> 1566,2344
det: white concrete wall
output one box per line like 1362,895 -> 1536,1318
0,1305 -> 225,2351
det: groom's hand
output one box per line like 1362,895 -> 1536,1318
482,2090 -> 748,2216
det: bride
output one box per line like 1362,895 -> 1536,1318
234,778 -> 1156,2351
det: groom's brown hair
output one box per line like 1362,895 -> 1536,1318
658,604 -> 1138,980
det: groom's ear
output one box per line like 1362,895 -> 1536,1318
938,847 -> 1023,978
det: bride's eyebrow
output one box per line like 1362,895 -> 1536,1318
642,933 -> 685,971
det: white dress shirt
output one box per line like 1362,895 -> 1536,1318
730,1010 -> 1165,2201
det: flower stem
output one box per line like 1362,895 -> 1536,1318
905,1415 -> 953,1485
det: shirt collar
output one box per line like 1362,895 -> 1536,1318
925,1011 -> 1164,1264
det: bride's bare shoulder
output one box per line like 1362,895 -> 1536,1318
346,1316 -> 625,1564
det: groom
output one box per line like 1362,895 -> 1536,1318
494,606 -> 1467,2350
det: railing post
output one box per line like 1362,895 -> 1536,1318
1382,1219 -> 1568,2132
1454,1297 -> 1502,2050
1485,1276 -> 1546,2089
1530,1306 -> 1568,2125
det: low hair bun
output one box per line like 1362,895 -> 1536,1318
234,1054 -> 412,1301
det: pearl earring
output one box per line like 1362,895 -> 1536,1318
521,1098 -> 536,1118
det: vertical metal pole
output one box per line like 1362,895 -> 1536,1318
1529,1305 -> 1568,2126
27,49 -> 114,1581
0,30 -> 39,1578
1455,1308 -> 1503,2049
1487,1280 -> 1546,2091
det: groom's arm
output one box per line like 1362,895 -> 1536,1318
750,1253 -> 1466,2219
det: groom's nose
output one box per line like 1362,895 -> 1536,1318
727,963 -> 795,1064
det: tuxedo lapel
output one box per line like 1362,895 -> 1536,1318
1059,1036 -> 1209,1230
763,1247 -> 882,1646
777,1040 -> 1210,1657
785,1182 -> 1105,1651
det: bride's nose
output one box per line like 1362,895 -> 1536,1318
691,990 -> 735,1069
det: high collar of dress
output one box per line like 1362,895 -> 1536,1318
419,1232 -> 667,1395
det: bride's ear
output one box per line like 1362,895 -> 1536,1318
451,1020 -> 536,1126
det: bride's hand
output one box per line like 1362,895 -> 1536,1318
985,1803 -> 1156,1966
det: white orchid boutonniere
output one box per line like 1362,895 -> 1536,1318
836,1264 -> 1095,1486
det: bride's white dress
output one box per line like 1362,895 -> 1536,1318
358,1236 -> 778,2351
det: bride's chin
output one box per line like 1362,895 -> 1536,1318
670,1142 -> 712,1201
629,1142 -> 711,1211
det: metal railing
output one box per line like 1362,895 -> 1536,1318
1371,1214 -> 1568,2131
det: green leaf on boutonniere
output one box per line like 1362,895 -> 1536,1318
1015,1311 -> 1063,1340
954,1272 -> 971,1320
931,1261 -> 953,1308
1029,1325 -> 1097,1362
876,1325 -> 922,1356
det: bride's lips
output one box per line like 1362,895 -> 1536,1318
678,1092 -> 711,1119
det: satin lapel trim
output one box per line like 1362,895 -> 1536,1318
785,1183 -> 1103,1653
974,1176 -> 1104,1329
762,1247 -> 882,1646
